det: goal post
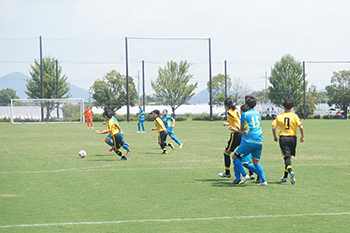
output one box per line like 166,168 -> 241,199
10,98 -> 85,124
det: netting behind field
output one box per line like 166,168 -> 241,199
10,99 -> 84,123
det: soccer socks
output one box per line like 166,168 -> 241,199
233,163 -> 240,181
141,124 -> 145,132
223,153 -> 231,175
233,158 -> 246,177
138,123 -> 141,131
107,140 -> 114,148
91,122 -> 93,128
254,163 -> 266,182
243,162 -> 258,174
122,143 -> 130,152
171,136 -> 182,146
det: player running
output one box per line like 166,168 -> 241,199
162,109 -> 183,149
83,107 -> 94,129
151,110 -> 174,154
229,95 -> 267,186
137,105 -> 146,133
272,99 -> 304,185
96,109 -> 127,161
218,98 -> 241,179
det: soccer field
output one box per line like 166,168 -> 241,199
1,120 -> 350,232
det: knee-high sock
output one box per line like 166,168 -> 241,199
141,124 -> 145,131
107,140 -> 114,148
171,136 -> 181,145
233,158 -> 246,177
223,153 -> 231,175
233,163 -> 240,180
122,142 -> 130,152
91,122 -> 93,127
138,123 -> 141,131
243,162 -> 258,174
254,163 -> 266,182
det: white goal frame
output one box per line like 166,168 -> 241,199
10,98 -> 85,124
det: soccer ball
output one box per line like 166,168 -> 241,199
79,150 -> 86,158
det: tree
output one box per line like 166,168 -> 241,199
0,88 -> 19,106
325,70 -> 350,119
250,89 -> 269,103
268,54 -> 304,107
26,56 -> 71,120
151,60 -> 198,116
295,84 -> 318,119
90,70 -> 137,111
207,73 -> 232,106
230,77 -> 250,104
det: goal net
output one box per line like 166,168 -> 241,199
10,98 -> 85,123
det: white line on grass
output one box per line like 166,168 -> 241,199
1,212 -> 350,228
1,162 -> 350,174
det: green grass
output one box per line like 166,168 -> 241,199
1,120 -> 350,232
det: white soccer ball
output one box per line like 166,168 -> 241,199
79,150 -> 86,158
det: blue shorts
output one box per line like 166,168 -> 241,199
235,140 -> 263,161
108,133 -> 124,141
138,119 -> 144,124
241,153 -> 252,164
167,130 -> 175,137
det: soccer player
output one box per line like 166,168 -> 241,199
229,95 -> 267,186
103,110 -> 131,156
218,98 -> 241,179
162,109 -> 183,149
272,99 -> 304,185
83,107 -> 94,129
151,110 -> 174,154
96,109 -> 127,161
137,105 -> 146,133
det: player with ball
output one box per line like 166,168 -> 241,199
96,109 -> 127,161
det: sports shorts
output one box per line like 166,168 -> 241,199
225,132 -> 241,152
235,140 -> 263,161
279,136 -> 297,157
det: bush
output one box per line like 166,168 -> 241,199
192,113 -> 221,121
313,115 -> 321,119
333,115 -> 341,119
174,116 -> 187,121
0,117 -> 10,122
93,113 -> 105,122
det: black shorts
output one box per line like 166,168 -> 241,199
279,136 -> 297,157
159,131 -> 167,143
225,132 -> 242,152
112,133 -> 122,150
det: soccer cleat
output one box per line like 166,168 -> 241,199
255,177 -> 262,184
218,173 -> 231,178
290,172 -> 296,185
230,180 -> 241,185
179,144 -> 183,149
125,151 -> 131,156
249,174 -> 255,180
258,181 -> 268,186
136,131 -> 141,133
91,127 -> 93,129
169,143 -> 174,150
238,175 -> 250,184
161,150 -> 167,154
280,177 -> 287,182
109,147 -> 114,152
141,131 -> 146,133
119,156 -> 127,161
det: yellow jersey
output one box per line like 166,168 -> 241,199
106,118 -> 120,136
227,108 -> 241,134
154,117 -> 166,133
272,112 -> 302,137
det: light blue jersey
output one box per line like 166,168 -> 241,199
240,109 -> 263,145
162,114 -> 174,132
139,108 -> 145,121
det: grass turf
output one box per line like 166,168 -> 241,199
1,120 -> 350,232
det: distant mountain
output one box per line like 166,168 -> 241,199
188,89 -> 209,104
0,72 -> 90,102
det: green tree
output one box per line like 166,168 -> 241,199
268,54 -> 304,107
90,70 -> 137,111
0,88 -> 19,106
295,84 -> 318,119
26,56 -> 71,120
250,89 -> 269,103
207,73 -> 232,106
151,60 -> 198,116
325,70 -> 350,119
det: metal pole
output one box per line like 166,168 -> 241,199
138,70 -> 140,106
209,38 -> 213,121
39,36 -> 44,122
303,61 -> 306,120
265,71 -> 267,90
142,60 -> 145,112
56,59 -> 59,118
224,60 -> 227,119
125,37 -> 130,122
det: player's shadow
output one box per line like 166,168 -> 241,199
194,179 -> 240,188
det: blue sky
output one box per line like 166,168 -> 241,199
1,0 -> 350,94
